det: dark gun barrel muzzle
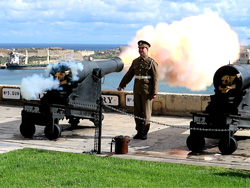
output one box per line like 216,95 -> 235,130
213,64 -> 250,94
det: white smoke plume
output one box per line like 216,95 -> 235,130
120,12 -> 240,91
21,74 -> 59,100
21,61 -> 84,100
45,61 -> 84,81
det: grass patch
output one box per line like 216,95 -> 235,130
0,148 -> 250,187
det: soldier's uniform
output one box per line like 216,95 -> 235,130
119,40 -> 159,139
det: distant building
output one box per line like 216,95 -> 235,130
237,46 -> 250,64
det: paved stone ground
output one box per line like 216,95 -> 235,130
1,104 -> 250,170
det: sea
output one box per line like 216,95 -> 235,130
0,43 -> 214,94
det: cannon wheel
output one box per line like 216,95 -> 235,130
20,123 -> 36,138
186,135 -> 205,152
218,136 -> 238,155
44,124 -> 62,140
69,117 -> 80,128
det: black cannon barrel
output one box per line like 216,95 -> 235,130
78,57 -> 124,81
213,64 -> 250,94
49,57 -> 124,85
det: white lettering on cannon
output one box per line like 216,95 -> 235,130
2,88 -> 21,99
102,95 -> 119,106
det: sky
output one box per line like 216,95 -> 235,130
0,0 -> 250,45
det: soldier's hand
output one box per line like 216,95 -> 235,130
151,94 -> 156,99
117,87 -> 122,91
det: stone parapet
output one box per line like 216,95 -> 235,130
101,90 -> 210,116
0,85 -> 211,116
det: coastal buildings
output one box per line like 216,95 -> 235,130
237,46 -> 250,64
0,47 -> 96,66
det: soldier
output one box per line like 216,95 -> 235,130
117,40 -> 159,140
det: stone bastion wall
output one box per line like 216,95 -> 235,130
0,85 -> 210,117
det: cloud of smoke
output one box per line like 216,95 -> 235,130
21,61 -> 84,100
120,12 -> 240,91
45,61 -> 84,81
21,74 -> 59,100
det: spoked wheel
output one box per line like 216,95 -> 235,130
218,136 -> 238,155
44,124 -> 62,140
68,117 -> 80,128
186,135 -> 205,152
20,123 -> 36,138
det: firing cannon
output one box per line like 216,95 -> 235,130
187,64 -> 250,154
20,57 -> 124,140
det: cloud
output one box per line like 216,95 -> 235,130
233,26 -> 250,45
0,0 -> 249,44
168,2 -> 200,13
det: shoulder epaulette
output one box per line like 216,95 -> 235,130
149,57 -> 158,65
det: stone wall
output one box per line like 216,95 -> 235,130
0,85 -> 211,116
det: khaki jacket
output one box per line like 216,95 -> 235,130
119,56 -> 159,95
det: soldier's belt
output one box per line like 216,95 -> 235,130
135,75 -> 152,80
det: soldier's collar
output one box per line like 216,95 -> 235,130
139,55 -> 149,60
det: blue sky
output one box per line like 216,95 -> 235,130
0,0 -> 249,45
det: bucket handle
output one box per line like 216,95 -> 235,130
110,138 -> 115,153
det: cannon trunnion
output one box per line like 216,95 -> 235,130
187,64 -> 250,154
20,57 -> 123,140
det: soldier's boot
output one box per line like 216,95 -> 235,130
133,132 -> 142,139
140,124 -> 150,140
140,133 -> 147,140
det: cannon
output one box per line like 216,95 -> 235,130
187,63 -> 250,154
20,57 -> 124,140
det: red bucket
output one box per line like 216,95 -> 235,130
111,135 -> 130,154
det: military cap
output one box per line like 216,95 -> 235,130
138,40 -> 151,48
